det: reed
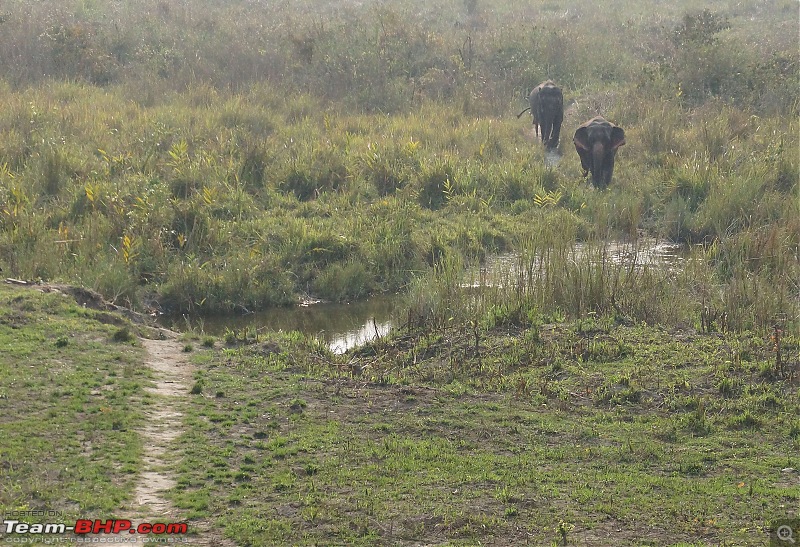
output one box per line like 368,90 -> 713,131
0,0 -> 794,329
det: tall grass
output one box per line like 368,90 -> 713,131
405,214 -> 797,333
0,1 -> 795,112
0,0 -> 795,330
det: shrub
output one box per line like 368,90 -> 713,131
312,260 -> 373,302
415,158 -> 455,210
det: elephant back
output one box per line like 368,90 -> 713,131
538,80 -> 562,98
530,80 -> 561,102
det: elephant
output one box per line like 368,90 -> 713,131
516,80 -> 563,149
573,116 -> 626,189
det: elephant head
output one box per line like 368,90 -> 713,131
517,80 -> 564,149
573,116 -> 626,189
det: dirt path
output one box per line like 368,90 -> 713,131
122,333 -> 237,546
134,336 -> 189,521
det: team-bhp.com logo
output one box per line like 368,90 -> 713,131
3,518 -> 187,539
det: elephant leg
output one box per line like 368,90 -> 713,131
541,119 -> 553,146
550,115 -> 563,149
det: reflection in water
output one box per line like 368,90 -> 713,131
160,240 -> 686,354
159,295 -> 399,355
462,239 -> 686,288
592,239 -> 686,267
328,319 -> 393,354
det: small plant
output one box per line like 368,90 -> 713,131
234,471 -> 251,483
415,158 -> 454,210
494,484 -> 513,503
289,398 -> 307,413
183,344 -> 193,353
729,410 -> 761,430
533,189 -> 562,208
112,328 -> 134,343
680,458 -> 705,476
683,400 -> 712,436
55,336 -> 69,348
190,381 -> 203,395
556,520 -> 574,545
715,376 -> 741,397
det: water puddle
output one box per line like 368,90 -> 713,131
159,240 -> 685,353
594,239 -> 686,267
462,239 -> 686,288
159,295 -> 399,355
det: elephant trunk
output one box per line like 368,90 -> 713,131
592,141 -> 605,182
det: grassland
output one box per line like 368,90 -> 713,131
0,283 -> 148,518
0,0 -> 797,545
171,317 -> 798,546
1,281 -> 796,545
0,0 -> 796,327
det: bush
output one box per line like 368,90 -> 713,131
415,159 -> 455,210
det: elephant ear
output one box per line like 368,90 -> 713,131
611,126 -> 626,150
573,126 -> 590,151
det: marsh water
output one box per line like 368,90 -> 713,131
159,239 -> 685,354
159,295 -> 398,354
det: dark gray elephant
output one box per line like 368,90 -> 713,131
516,80 -> 563,149
573,116 -> 626,189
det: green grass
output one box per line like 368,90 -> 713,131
0,283 -> 149,520
0,0 -> 797,544
0,280 -> 796,544
0,0 -> 795,327
172,321 -> 798,546
0,88 -> 795,323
